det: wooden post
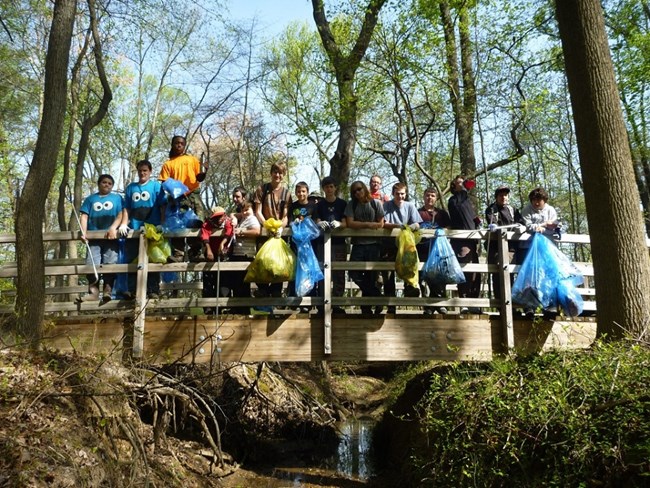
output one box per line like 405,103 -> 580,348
497,230 -> 514,349
133,231 -> 149,358
323,230 -> 332,354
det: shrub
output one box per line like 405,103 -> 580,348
409,341 -> 650,487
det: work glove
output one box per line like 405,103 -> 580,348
330,220 -> 341,229
317,221 -> 330,231
488,223 -> 498,232
409,223 -> 420,232
118,224 -> 129,237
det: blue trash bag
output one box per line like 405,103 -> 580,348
162,208 -> 186,232
557,279 -> 584,317
182,208 -> 202,228
162,271 -> 178,283
512,233 -> 584,313
162,178 -> 189,200
291,218 -> 324,296
421,228 -> 466,286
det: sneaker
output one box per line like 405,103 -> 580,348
404,286 -> 420,297
387,306 -> 396,314
121,291 -> 135,300
438,307 -> 448,314
361,306 -> 373,315
374,305 -> 384,315
423,308 -> 434,316
332,307 -> 346,314
468,307 -> 482,314
460,307 -> 469,314
100,295 -> 112,305
299,307 -> 311,314
166,254 -> 183,264
79,293 -> 99,303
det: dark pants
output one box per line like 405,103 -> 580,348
452,239 -> 481,298
223,256 -> 252,314
350,243 -> 382,313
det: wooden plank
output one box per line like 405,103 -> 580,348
40,319 -> 125,357
131,315 -> 597,363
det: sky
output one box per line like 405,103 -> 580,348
227,1 -> 321,190
228,0 -> 313,39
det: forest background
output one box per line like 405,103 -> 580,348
2,0 -> 650,339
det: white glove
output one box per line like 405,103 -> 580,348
317,221 -> 330,231
409,223 -> 420,231
488,223 -> 498,232
118,224 -> 129,236
330,220 -> 341,229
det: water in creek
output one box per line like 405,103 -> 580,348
231,419 -> 378,488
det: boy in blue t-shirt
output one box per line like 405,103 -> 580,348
121,159 -> 166,298
79,174 -> 125,303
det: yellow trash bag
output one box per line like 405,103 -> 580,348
144,223 -> 172,264
395,226 -> 422,288
244,219 -> 296,283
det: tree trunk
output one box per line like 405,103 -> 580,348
312,0 -> 387,188
556,0 -> 650,339
439,1 -> 476,176
14,0 -> 76,343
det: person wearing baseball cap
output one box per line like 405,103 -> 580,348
485,184 -> 524,307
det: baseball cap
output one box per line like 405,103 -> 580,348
494,186 -> 510,197
210,206 -> 226,218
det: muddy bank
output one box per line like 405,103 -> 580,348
0,350 -> 404,487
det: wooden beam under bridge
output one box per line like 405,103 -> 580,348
41,314 -> 597,363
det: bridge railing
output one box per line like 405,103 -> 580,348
0,227 -> 597,356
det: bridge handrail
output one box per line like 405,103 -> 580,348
0,227 -> 601,356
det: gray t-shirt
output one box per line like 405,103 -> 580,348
344,198 -> 385,245
383,200 -> 422,226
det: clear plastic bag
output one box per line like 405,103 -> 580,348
422,228 -> 466,285
291,218 -> 324,296
395,226 -> 421,288
244,219 -> 296,283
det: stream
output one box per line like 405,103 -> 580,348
229,419 -> 379,487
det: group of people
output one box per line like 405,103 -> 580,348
78,135 -> 206,303
77,137 -> 559,316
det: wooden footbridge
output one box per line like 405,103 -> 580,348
0,228 -> 600,363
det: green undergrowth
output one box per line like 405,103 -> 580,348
393,341 -> 650,487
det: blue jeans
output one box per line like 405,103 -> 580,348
86,239 -> 119,288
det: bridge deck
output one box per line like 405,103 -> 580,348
1,228 -> 601,362
42,313 -> 597,363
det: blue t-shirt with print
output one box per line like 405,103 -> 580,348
80,192 -> 125,231
125,179 -> 164,230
